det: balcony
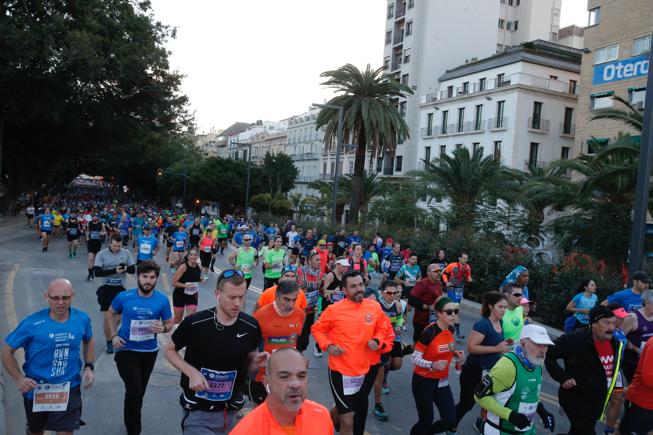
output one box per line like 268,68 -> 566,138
488,117 -> 509,131
559,123 -> 576,137
524,160 -> 547,170
395,5 -> 405,18
393,29 -> 404,45
527,118 -> 550,133
421,127 -> 435,138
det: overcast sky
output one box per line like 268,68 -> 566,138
150,0 -> 589,133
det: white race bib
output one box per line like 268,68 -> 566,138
175,240 -> 184,248
32,382 -> 70,412
203,246 -> 212,253
271,262 -> 283,273
139,243 -> 152,255
517,402 -> 537,421
129,319 -> 155,341
195,369 -> 237,401
342,375 -> 365,395
438,378 -> 449,388
240,263 -> 252,274
185,283 -> 199,295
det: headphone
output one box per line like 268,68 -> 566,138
265,384 -> 270,394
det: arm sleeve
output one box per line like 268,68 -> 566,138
411,349 -> 433,369
475,357 -> 517,421
93,266 -> 117,277
544,334 -> 573,384
441,264 -> 452,282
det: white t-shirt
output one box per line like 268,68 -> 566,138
26,206 -> 35,215
286,231 -> 298,248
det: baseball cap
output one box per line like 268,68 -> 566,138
519,297 -> 530,305
335,258 -> 350,267
590,305 -> 616,324
280,265 -> 297,277
318,239 -> 326,246
633,271 -> 650,283
143,225 -> 151,230
519,324 -> 554,345
612,307 -> 630,319
326,241 -> 334,247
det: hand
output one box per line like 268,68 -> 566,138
561,378 -> 577,389
539,409 -> 555,431
82,368 -> 94,389
251,351 -> 269,371
15,376 -> 38,394
116,265 -> 125,273
112,335 -> 126,350
446,281 -> 453,288
368,339 -> 379,351
508,411 -> 531,429
151,320 -> 165,334
495,341 -> 511,354
188,369 -> 209,392
431,360 -> 449,371
327,344 -> 345,356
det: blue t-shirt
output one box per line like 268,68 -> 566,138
347,235 -> 362,246
607,288 -> 643,313
301,237 -> 317,257
111,289 -> 172,352
465,317 -> 505,369
38,214 -> 54,231
136,234 -> 158,261
172,231 -> 188,252
131,217 -> 145,237
572,292 -> 598,324
264,227 -> 277,238
119,218 -> 131,236
5,308 -> 92,398
233,232 -> 244,246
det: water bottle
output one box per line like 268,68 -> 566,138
454,350 -> 464,375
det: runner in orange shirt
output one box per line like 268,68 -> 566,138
249,280 -> 305,405
230,348 -> 333,435
311,270 -> 394,435
253,266 -> 307,312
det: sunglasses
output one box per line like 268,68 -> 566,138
218,269 -> 244,283
384,290 -> 401,295
243,239 -> 252,242
442,309 -> 460,316
512,293 -> 523,298
429,269 -> 441,273
48,295 -> 72,302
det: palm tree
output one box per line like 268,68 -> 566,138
589,95 -> 644,132
338,172 -> 386,215
315,64 -> 413,223
411,146 -> 517,230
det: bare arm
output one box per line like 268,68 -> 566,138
163,341 -> 208,391
467,330 -> 509,355
1,345 -> 38,393
81,338 -> 95,388
171,264 -> 190,288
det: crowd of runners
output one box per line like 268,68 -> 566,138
2,200 -> 653,435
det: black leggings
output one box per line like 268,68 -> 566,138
410,373 -> 456,435
298,310 -> 316,352
455,362 -> 484,424
620,400 -> 653,435
115,350 -> 158,435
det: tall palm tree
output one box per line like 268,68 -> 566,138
315,64 -> 413,223
589,95 -> 644,132
338,172 -> 386,215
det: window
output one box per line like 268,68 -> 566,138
629,87 -> 646,109
461,82 -> 469,94
474,105 -> 483,130
455,144 -> 462,150
497,73 -> 505,86
508,0 -> 513,5
426,113 -> 434,135
395,156 -> 403,172
398,132 -> 404,144
424,146 -> 431,164
376,157 -> 383,173
349,161 -> 354,173
531,102 -> 542,129
457,107 -> 465,132
408,0 -> 414,8
497,44 -> 503,53
563,107 -> 574,135
406,21 -> 413,36
549,75 -> 558,81
447,86 -> 454,98
591,92 -> 614,110
493,141 -> 502,160
440,145 -> 446,157
441,111 -> 448,134
404,48 -> 411,63
594,45 -> 618,64
568,79 -> 577,94
498,19 -> 505,29
383,56 -> 390,69
387,4 -> 394,19
588,7 -> 601,26
473,142 -> 481,153
399,101 -> 406,116
634,36 -> 652,55
551,32 -> 558,41
385,31 -> 392,45
496,100 -> 505,127
479,78 -> 486,91
529,143 -> 539,166
323,162 -> 327,174
516,0 -> 520,4
506,21 -> 512,31
514,20 -> 518,31
561,147 -> 570,160
401,74 -> 409,85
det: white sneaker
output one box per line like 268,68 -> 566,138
313,346 -> 323,358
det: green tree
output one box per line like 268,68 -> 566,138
338,172 -> 386,215
589,95 -> 644,132
261,152 -> 299,195
368,179 -> 429,230
315,64 -> 412,223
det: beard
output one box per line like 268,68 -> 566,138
138,282 -> 155,294
525,348 -> 546,366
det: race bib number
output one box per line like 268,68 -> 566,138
175,240 -> 184,248
271,262 -> 283,273
305,289 -> 319,307
42,220 -> 51,229
90,231 -> 100,240
438,379 -> 449,388
129,319 -> 155,341
106,277 -> 122,286
139,244 -> 152,255
407,277 -> 416,286
69,228 -> 77,235
203,246 -> 212,253
342,375 -> 365,395
517,402 -> 537,420
429,310 -> 437,324
195,369 -> 237,401
192,229 -> 200,236
331,292 -> 345,302
33,382 -> 70,412
240,263 -> 252,274
185,283 -> 199,295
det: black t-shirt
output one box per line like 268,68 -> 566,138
171,309 -> 261,407
164,225 -> 177,238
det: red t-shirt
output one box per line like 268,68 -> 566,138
594,339 -> 615,383
627,336 -> 653,409
410,278 -> 444,326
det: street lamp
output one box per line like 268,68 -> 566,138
313,103 -> 344,225
627,34 -> 653,282
232,141 -> 252,217
157,168 -> 189,209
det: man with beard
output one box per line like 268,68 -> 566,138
107,261 -> 173,435
475,324 -> 556,435
545,305 -> 624,435
231,348 -> 334,434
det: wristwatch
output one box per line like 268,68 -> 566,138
84,362 -> 95,371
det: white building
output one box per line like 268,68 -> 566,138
285,109 -> 324,196
418,40 -> 582,171
383,0 -> 562,174
556,25 -> 585,50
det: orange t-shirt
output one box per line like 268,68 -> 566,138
311,298 -> 395,376
257,285 -> 307,311
230,399 -> 333,435
253,304 -> 305,381
413,324 -> 455,379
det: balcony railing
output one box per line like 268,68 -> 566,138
393,29 -> 404,45
528,117 -> 550,133
523,160 -> 547,170
559,123 -> 576,137
488,117 -> 509,130
421,127 -> 435,138
395,5 -> 405,18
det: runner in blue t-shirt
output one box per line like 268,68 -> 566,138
135,226 -> 159,263
2,279 -> 94,434
169,226 -> 188,269
603,271 -> 649,313
37,208 -> 55,252
107,261 -> 173,435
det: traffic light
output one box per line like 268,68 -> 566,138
156,168 -> 164,178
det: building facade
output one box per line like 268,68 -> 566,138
285,109 -> 324,196
383,0 -> 562,174
418,41 -> 581,171
575,0 -> 651,156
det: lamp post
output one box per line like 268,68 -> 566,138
232,141 -> 252,217
157,168 -> 188,209
627,35 -> 653,282
313,103 -> 344,225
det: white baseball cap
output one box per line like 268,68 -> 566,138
335,259 -> 350,267
519,324 -> 554,345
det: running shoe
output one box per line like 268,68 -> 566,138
401,324 -> 408,331
382,384 -> 391,395
373,403 -> 389,421
106,342 -> 115,354
313,345 -> 322,358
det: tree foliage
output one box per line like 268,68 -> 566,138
261,152 -> 299,195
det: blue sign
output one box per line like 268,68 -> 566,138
593,55 -> 649,85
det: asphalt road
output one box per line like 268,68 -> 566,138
0,216 -> 583,434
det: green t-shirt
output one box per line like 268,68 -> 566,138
217,223 -> 229,239
502,306 -> 524,342
236,247 -> 257,278
265,249 -> 286,279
